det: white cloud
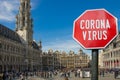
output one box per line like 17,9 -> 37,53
42,39 -> 91,54
0,0 -> 19,21
0,0 -> 37,22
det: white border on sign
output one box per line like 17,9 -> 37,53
72,8 -> 118,49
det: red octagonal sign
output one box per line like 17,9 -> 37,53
73,9 -> 118,49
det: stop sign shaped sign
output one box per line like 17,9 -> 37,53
73,9 -> 118,49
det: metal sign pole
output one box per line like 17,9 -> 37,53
91,49 -> 99,80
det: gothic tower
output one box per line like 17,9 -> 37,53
16,0 -> 33,45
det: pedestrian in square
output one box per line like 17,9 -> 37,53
114,70 -> 118,79
74,71 -> 77,77
64,76 -> 69,80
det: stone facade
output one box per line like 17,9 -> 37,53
99,50 -> 104,68
60,49 -> 90,69
100,34 -> 120,70
42,49 -> 61,71
42,49 -> 90,71
0,0 -> 42,72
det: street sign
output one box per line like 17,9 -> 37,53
73,9 -> 118,49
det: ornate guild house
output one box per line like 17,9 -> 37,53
0,0 -> 42,72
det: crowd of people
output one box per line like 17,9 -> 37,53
0,69 -> 86,80
0,70 -> 59,80
1,71 -> 25,80
0,68 -> 120,80
99,69 -> 120,79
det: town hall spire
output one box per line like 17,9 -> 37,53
16,0 -> 33,45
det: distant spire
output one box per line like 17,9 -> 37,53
38,40 -> 42,50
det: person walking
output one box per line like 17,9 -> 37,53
20,73 -> 24,80
114,70 -> 118,79
2,72 -> 6,80
64,76 -> 69,80
74,71 -> 77,77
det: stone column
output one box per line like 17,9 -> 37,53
109,60 -> 111,69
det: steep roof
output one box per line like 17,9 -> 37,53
0,24 -> 22,43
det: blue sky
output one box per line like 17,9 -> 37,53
0,0 -> 120,54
